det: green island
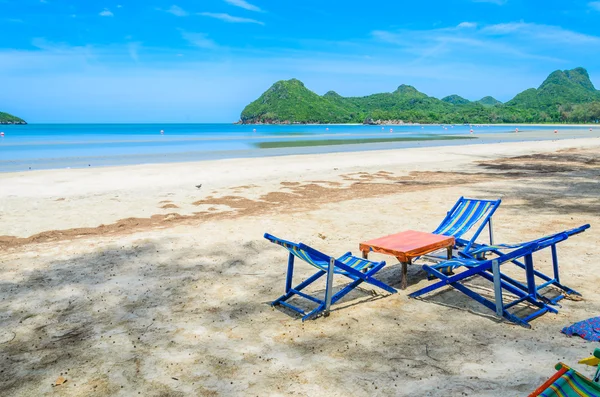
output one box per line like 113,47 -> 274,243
0,111 -> 26,125
239,67 -> 600,125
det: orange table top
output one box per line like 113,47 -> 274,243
359,230 -> 455,263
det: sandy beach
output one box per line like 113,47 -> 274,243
1,136 -> 600,396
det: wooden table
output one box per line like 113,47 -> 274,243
360,230 -> 455,290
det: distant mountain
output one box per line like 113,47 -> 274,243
394,84 -> 427,98
507,67 -> 600,110
0,111 -> 26,125
441,95 -> 470,105
240,79 -> 355,124
477,96 -> 502,106
239,67 -> 600,124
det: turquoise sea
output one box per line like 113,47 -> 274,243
0,123 -> 593,172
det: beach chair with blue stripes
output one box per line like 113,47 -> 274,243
264,233 -> 397,321
415,197 -> 500,270
432,196 -> 501,255
410,225 -> 589,328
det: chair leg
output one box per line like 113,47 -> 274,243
275,260 -> 396,321
509,257 -> 580,296
285,252 -> 294,293
364,262 -> 397,293
272,270 -> 326,306
323,257 -> 335,317
451,278 -> 532,328
302,304 -> 326,321
423,265 -> 533,326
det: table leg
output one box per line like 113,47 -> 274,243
362,251 -> 368,259
446,245 -> 456,276
397,258 -> 410,290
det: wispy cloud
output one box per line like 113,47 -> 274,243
589,1 -> 600,11
457,22 -> 477,28
199,12 -> 264,25
472,0 -> 507,4
166,5 -> 188,16
27,38 -> 96,67
481,22 -> 600,44
224,0 -> 263,12
370,22 -> 574,64
481,22 -> 523,34
180,32 -> 218,49
99,8 -> 114,17
128,42 -> 140,62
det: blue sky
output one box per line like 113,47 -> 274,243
1,0 -> 600,122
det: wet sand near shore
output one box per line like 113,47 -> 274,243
1,138 -> 599,396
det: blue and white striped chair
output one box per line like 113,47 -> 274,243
411,224 -> 590,328
432,197 -> 501,255
264,233 -> 397,321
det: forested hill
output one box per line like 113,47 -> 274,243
0,111 -> 26,124
239,67 -> 600,124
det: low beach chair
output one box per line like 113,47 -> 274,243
432,196 -> 501,255
413,197 -> 500,271
461,224 -> 589,305
529,363 -> 600,397
410,225 -> 589,328
264,233 -> 397,321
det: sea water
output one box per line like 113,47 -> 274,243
0,123 -> 592,172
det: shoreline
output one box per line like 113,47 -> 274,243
2,127 -> 600,173
2,136 -> 599,237
0,134 -> 596,177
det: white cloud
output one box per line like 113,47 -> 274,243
472,0 -> 507,4
99,9 -> 114,17
371,23 -> 568,63
457,22 -> 477,28
224,0 -> 263,12
181,32 -> 218,49
589,1 -> 600,11
166,5 -> 188,17
199,12 -> 264,25
482,22 -> 600,44
481,22 -> 525,34
128,42 -> 140,62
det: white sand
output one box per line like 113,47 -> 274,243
1,137 -> 599,396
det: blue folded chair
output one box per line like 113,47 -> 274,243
410,224 -> 590,328
414,197 -> 500,270
432,197 -> 501,255
264,233 -> 397,321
